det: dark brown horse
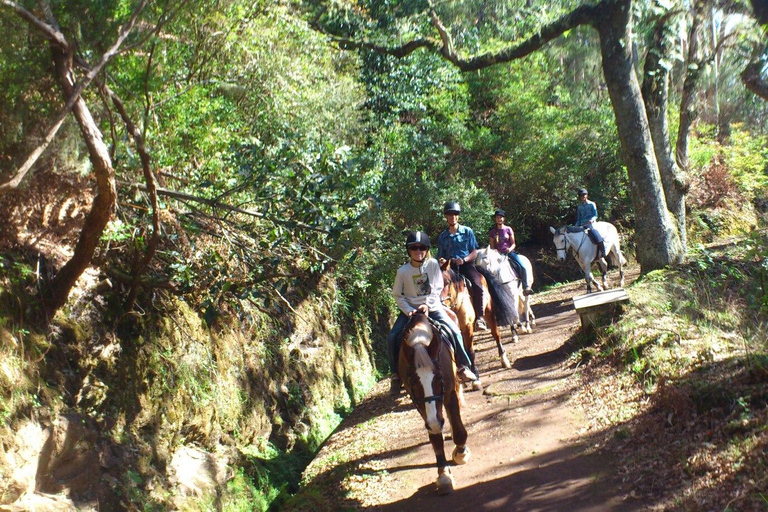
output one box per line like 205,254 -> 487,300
398,312 -> 470,495
440,264 -> 512,376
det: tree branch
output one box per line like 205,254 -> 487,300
0,0 -> 68,48
124,182 -> 331,234
103,84 -> 161,309
321,3 -> 598,72
0,0 -> 149,196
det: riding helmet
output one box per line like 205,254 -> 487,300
493,209 -> 506,218
405,231 -> 431,248
443,201 -> 461,214
577,188 -> 588,197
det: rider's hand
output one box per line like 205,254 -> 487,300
417,304 -> 429,315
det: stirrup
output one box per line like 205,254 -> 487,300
474,317 -> 488,331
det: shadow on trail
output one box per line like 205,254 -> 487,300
370,442 -> 645,512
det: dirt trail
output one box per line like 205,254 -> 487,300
291,269 -> 646,511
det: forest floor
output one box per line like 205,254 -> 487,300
287,266 -> 650,511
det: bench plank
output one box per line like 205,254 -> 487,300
572,288 -> 630,330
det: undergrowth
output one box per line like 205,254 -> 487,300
577,232 -> 768,510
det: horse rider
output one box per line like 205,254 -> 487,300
576,188 -> 606,259
387,231 -> 477,395
436,201 -> 488,331
489,209 -> 533,296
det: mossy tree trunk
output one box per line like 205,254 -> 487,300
594,0 -> 684,270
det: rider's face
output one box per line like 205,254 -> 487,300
445,213 -> 459,226
495,215 -> 504,225
579,194 -> 587,203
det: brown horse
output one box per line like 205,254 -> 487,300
440,264 -> 512,376
398,312 -> 470,495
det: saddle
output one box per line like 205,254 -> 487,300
427,316 -> 459,354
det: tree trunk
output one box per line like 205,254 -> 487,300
595,0 -> 683,270
676,0 -> 707,171
45,46 -> 117,312
641,9 -> 688,255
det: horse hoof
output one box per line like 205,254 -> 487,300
436,472 -> 454,495
471,379 -> 483,392
501,355 -> 512,369
453,446 -> 470,465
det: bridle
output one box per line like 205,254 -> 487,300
556,228 -> 587,260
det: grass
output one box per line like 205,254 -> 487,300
576,233 -> 768,510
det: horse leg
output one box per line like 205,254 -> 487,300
597,258 -> 609,289
614,248 -> 625,287
444,388 -> 470,466
486,302 -> 510,371
429,432 -> 454,494
581,262 -> 593,293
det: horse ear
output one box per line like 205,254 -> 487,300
439,258 -> 449,271
549,226 -> 556,234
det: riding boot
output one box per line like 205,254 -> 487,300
599,241 -> 607,260
457,366 -> 478,383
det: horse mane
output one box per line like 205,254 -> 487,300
443,267 -> 463,291
402,314 -> 437,370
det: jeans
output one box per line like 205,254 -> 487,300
506,251 -> 529,289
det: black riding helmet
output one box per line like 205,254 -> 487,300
493,209 -> 506,218
405,231 -> 431,248
578,188 -> 588,197
443,201 -> 461,214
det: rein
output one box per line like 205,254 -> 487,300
413,393 -> 444,404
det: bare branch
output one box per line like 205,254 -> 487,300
0,0 -> 150,196
319,3 -> 598,72
0,0 -> 68,48
103,84 -> 161,309
124,182 -> 332,234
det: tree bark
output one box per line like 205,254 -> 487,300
676,0 -> 707,171
741,49 -> 768,101
45,46 -> 117,312
641,8 -> 688,256
595,0 -> 683,269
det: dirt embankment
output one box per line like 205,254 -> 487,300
286,267 -> 645,511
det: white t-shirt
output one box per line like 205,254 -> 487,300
392,258 -> 444,315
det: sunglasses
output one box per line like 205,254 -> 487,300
408,245 -> 429,251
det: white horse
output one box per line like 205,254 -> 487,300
475,247 -> 536,339
549,222 -> 626,293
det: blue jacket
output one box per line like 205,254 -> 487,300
437,225 -> 478,260
576,200 -> 598,227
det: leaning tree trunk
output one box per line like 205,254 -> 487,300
641,8 -> 688,255
595,0 -> 683,270
46,46 -> 117,312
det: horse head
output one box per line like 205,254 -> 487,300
549,226 -> 568,261
401,312 -> 445,434
475,246 -> 506,276
440,266 -> 462,309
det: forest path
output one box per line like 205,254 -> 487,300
288,267 -> 647,511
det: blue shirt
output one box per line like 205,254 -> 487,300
437,225 -> 478,260
576,200 -> 598,227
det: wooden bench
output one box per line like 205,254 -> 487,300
572,288 -> 630,330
